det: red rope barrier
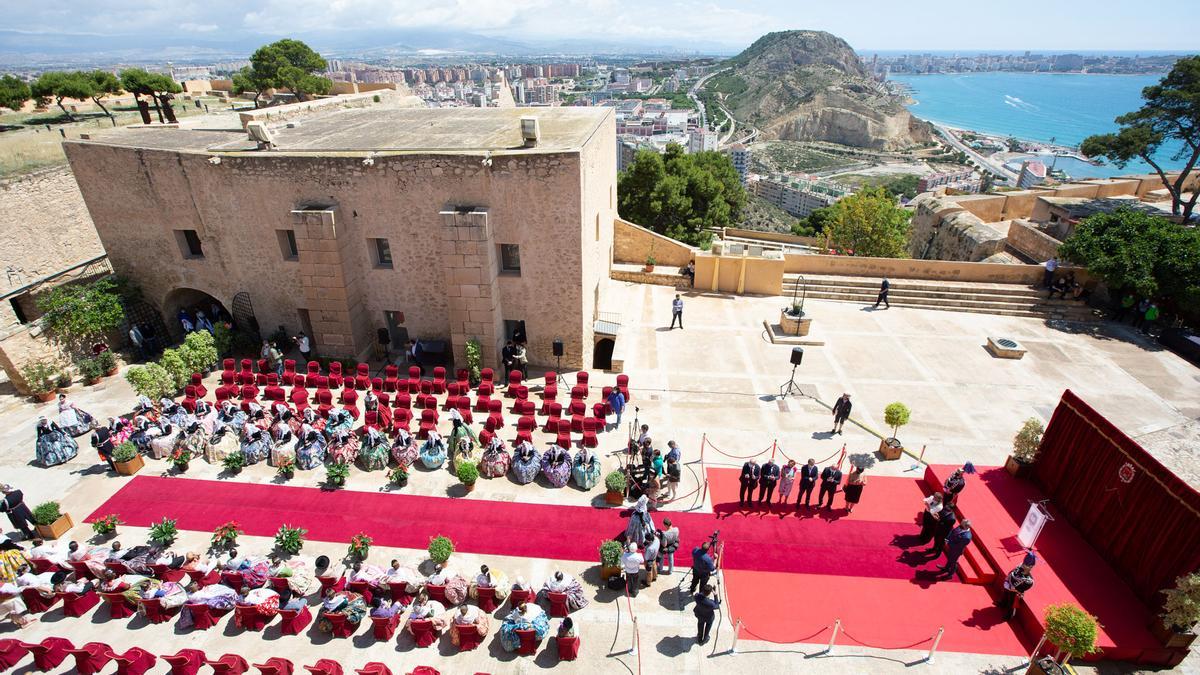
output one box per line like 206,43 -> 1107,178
703,438 -> 776,461
738,623 -> 832,644
775,444 -> 842,466
624,583 -> 642,674
838,626 -> 935,651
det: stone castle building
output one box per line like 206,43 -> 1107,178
63,95 -> 617,371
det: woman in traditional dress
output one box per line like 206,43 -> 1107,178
161,400 -> 191,430
624,495 -> 655,548
406,590 -> 447,633
541,444 -> 571,488
110,417 -> 133,445
301,408 -> 326,435
572,447 -> 602,490
843,464 -> 867,514
34,417 -> 78,467
778,459 -> 797,506
127,415 -> 159,455
268,557 -> 316,596
325,409 -> 354,438
193,401 -> 218,435
418,431 -> 447,469
317,587 -> 367,632
479,436 -> 511,478
175,421 -> 210,460
295,426 -> 327,470
268,425 -> 295,467
57,394 -> 96,437
148,420 -> 181,460
235,586 -> 280,627
177,582 -> 239,629
511,440 -> 540,484
498,601 -> 550,652
390,427 -> 418,468
273,406 -> 302,437
0,540 -> 29,584
382,559 -> 422,598
358,427 -> 389,471
447,410 -> 477,472
0,583 -> 35,627
425,563 -> 468,605
450,604 -> 491,646
240,426 -> 271,465
467,564 -> 510,604
216,401 -> 248,436
141,579 -> 188,611
327,429 -> 360,465
539,570 -> 589,612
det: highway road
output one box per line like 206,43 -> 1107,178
932,123 -> 1018,183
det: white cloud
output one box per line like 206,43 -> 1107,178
179,22 -> 220,32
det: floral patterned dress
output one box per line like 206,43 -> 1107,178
541,447 -> 571,488
390,430 -> 419,468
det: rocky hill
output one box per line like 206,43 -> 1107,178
715,30 -> 931,150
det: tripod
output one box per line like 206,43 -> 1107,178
554,354 -> 568,388
779,363 -> 804,398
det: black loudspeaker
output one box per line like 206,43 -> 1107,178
553,339 -> 564,357
790,347 -> 804,366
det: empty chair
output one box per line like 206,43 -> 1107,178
408,619 -> 437,648
288,385 -> 309,411
455,368 -> 470,385
540,384 -> 558,410
616,373 -> 630,400
28,558 -> 56,574
20,587 -> 57,613
576,371 -> 589,387
328,362 -> 344,388
556,431 -> 572,450
417,408 -> 439,439
556,635 -> 581,661
240,358 -> 253,374
278,605 -> 312,635
514,416 -> 536,445
313,374 -> 330,391
591,402 -> 607,422
182,602 -> 223,631
181,386 -> 198,413
441,393 -> 460,412
281,360 -> 297,385
354,363 -> 369,390
25,637 -> 74,672
66,642 -> 113,675
390,408 -> 413,434
57,587 -> 100,617
568,400 -> 587,433
453,399 -> 474,424
485,399 -> 505,430
547,591 -> 570,618
511,384 -> 529,401
161,649 -> 207,675
570,385 -> 587,401
303,660 -> 342,675
473,391 -> 492,414
339,387 -> 358,405
315,390 -> 333,417
477,381 -> 494,398
581,418 -> 600,448
370,614 -> 399,641
508,369 -> 523,390
0,639 -> 30,671
206,654 -> 250,675
480,367 -> 494,384
222,358 -> 236,372
355,663 -> 392,675
393,392 -> 411,409
371,377 -> 383,392
544,371 -> 556,387
516,628 -> 540,656
253,658 -> 294,675
386,583 -> 413,606
431,366 -> 447,394
100,590 -> 136,619
542,402 -> 563,433
111,647 -> 157,675
600,386 -> 614,415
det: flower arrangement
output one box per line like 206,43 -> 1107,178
169,447 -> 191,471
326,462 -> 350,487
149,517 -> 178,545
348,532 -> 372,559
1161,572 -> 1200,632
427,535 -> 454,564
222,451 -> 245,473
91,514 -> 121,536
112,441 -> 138,464
274,524 -> 307,555
32,502 -> 63,526
211,521 -> 242,549
276,455 -> 296,477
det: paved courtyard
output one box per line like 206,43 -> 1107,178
0,280 -> 1196,674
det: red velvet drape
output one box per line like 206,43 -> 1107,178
1034,390 -> 1200,606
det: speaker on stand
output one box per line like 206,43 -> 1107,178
780,347 -> 805,398
553,339 -> 568,387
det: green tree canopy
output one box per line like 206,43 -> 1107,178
822,187 -> 911,258
86,70 -> 122,123
1081,56 -> 1200,222
36,277 -> 126,355
119,68 -> 181,123
231,66 -> 270,107
31,71 -> 95,121
0,74 -> 31,111
617,144 -> 746,246
242,39 -> 332,104
1058,208 -> 1200,307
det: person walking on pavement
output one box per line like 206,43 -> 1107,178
669,294 -> 684,330
693,584 -> 721,645
0,485 -> 36,539
688,542 -> 716,595
831,393 -> 852,434
91,421 -> 116,472
607,387 -> 626,430
874,278 -> 890,309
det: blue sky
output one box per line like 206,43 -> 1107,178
5,0 -> 1198,52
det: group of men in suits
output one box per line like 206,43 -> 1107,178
738,458 -> 841,509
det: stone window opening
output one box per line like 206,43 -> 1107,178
277,229 -> 299,261
372,238 -> 394,269
175,229 -> 204,259
499,243 -> 521,275
9,296 -> 29,324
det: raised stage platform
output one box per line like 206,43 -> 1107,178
924,464 -> 1179,665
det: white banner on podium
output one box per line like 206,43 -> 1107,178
1017,503 -> 1050,549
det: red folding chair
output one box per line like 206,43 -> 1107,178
391,407 -> 412,434
183,602 -> 223,630
161,649 -> 207,675
514,416 -> 535,445
509,588 -> 533,609
220,571 -> 245,588
0,639 -> 30,671
473,391 -> 491,414
409,619 -> 437,648
425,583 -> 447,604
186,569 -> 220,587
617,373 -> 630,400
431,367 -> 447,394
516,628 -> 539,655
57,588 -> 100,617
223,358 -> 236,372
542,402 -> 563,432
20,588 -> 56,614
576,371 -> 589,387
66,642 -> 113,675
346,580 -> 373,605
253,657 -> 294,675
70,561 -> 97,580
475,586 -> 498,612
355,663 -> 392,675
141,596 -> 179,623
233,604 -> 270,631
507,369 -> 523,392
370,615 -> 398,641
324,612 -> 355,638
418,408 -> 438,439
387,583 -> 413,605
317,575 -> 345,594
206,654 -> 249,675
26,637 -> 74,672
485,399 -> 504,430
581,417 -> 600,448
457,625 -> 483,651
111,647 -> 157,675
570,385 -> 587,402
556,636 -> 581,661
568,400 -> 586,433
454,399 -> 474,424
303,659 -> 342,675
278,605 -> 312,635
383,365 -> 400,392
480,367 -> 494,385
282,360 -> 297,385
328,362 -> 344,389
440,393 -> 459,412
556,432 -> 572,450
100,591 -> 135,619
149,563 -> 186,583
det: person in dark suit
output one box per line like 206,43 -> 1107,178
795,459 -> 819,509
873,278 -> 890,309
936,520 -> 972,579
831,394 -> 852,434
929,507 -> 957,555
738,460 -> 760,507
757,459 -> 780,506
0,485 -> 36,539
819,464 -> 842,509
91,421 -> 116,472
998,563 -> 1035,620
693,584 -> 721,645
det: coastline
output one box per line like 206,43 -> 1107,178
893,71 -> 1169,77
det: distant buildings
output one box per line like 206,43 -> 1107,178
752,173 -> 853,218
1017,160 -> 1048,189
917,169 -> 981,194
688,129 -> 717,154
726,145 -> 750,184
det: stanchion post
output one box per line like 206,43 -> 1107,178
731,619 -> 743,654
926,626 -> 944,663
631,613 -> 638,656
919,444 -> 927,463
770,439 -> 777,463
826,618 -> 841,654
1028,634 -> 1048,666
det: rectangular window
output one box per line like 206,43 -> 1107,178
9,297 -> 28,324
277,229 -> 298,261
372,238 -> 393,269
499,243 -> 521,274
175,229 -> 204,259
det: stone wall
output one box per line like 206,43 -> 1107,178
613,218 -> 694,268
693,254 -> 785,296
908,194 -> 1007,262
782,252 -> 1084,285
1006,219 -> 1062,262
237,91 -> 391,131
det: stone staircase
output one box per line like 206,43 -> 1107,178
783,274 -> 1098,321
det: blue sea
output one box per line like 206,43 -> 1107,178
892,72 -> 1185,178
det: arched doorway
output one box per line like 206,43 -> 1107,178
593,338 -> 615,371
162,287 -> 228,340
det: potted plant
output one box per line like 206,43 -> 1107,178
55,371 -> 72,392
32,501 -> 73,539
644,252 -> 657,273
465,339 -> 483,386
22,361 -> 59,402
97,349 -> 118,377
222,451 -> 245,475
389,465 -> 409,488
78,357 -> 106,385
1031,603 -> 1099,672
1152,573 -> 1200,649
1007,417 -> 1044,479
169,447 -> 191,473
112,441 -> 144,475
274,525 -> 307,555
348,532 -> 372,560
457,462 -> 479,494
91,514 -> 121,538
599,539 -> 623,580
211,521 -> 242,550
275,455 -> 296,479
148,517 -> 178,546
427,535 -> 454,565
326,462 -> 350,488
604,470 -> 626,505
879,402 -> 911,461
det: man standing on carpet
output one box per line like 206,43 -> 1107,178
936,519 -> 972,580
693,584 -> 721,646
928,507 -> 957,555
738,459 -> 760,508
998,562 -> 1035,620
757,458 -> 780,506
688,542 -> 717,596
819,463 -> 843,509
795,458 -> 819,509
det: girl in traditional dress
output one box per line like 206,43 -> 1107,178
539,570 -> 589,612
541,445 -> 571,488
148,421 -> 181,460
390,428 -> 418,468
778,459 -> 797,505
572,447 -> 602,490
193,401 -> 218,435
325,409 -> 354,438
57,394 -> 96,436
499,601 -> 549,652
450,604 -> 491,646
406,590 -> 447,632
358,427 -> 389,471
240,426 -> 271,465
480,436 -> 511,478
175,421 -> 210,460
317,587 -> 367,632
511,440 -> 540,484
0,540 -> 29,584
268,426 -> 295,467
419,431 -> 447,469
327,429 -> 360,465
235,586 -> 280,627
447,410 -> 477,472
295,426 -> 326,470
268,557 -> 316,596
34,417 -> 78,466
110,417 -> 133,445
301,408 -> 325,435
425,563 -> 468,605
177,582 -> 238,629
161,400 -> 190,430
468,564 -> 510,604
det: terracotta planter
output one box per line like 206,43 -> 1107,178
605,490 -> 624,505
1005,455 -> 1034,479
1024,657 -> 1065,675
115,454 -> 145,476
600,565 -> 622,581
878,437 -> 904,461
34,391 -> 55,403
1149,617 -> 1198,649
34,513 -> 74,540
105,366 -> 119,377
463,482 -> 476,494
644,264 -> 655,273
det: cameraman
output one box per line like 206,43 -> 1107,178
688,539 -> 718,595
